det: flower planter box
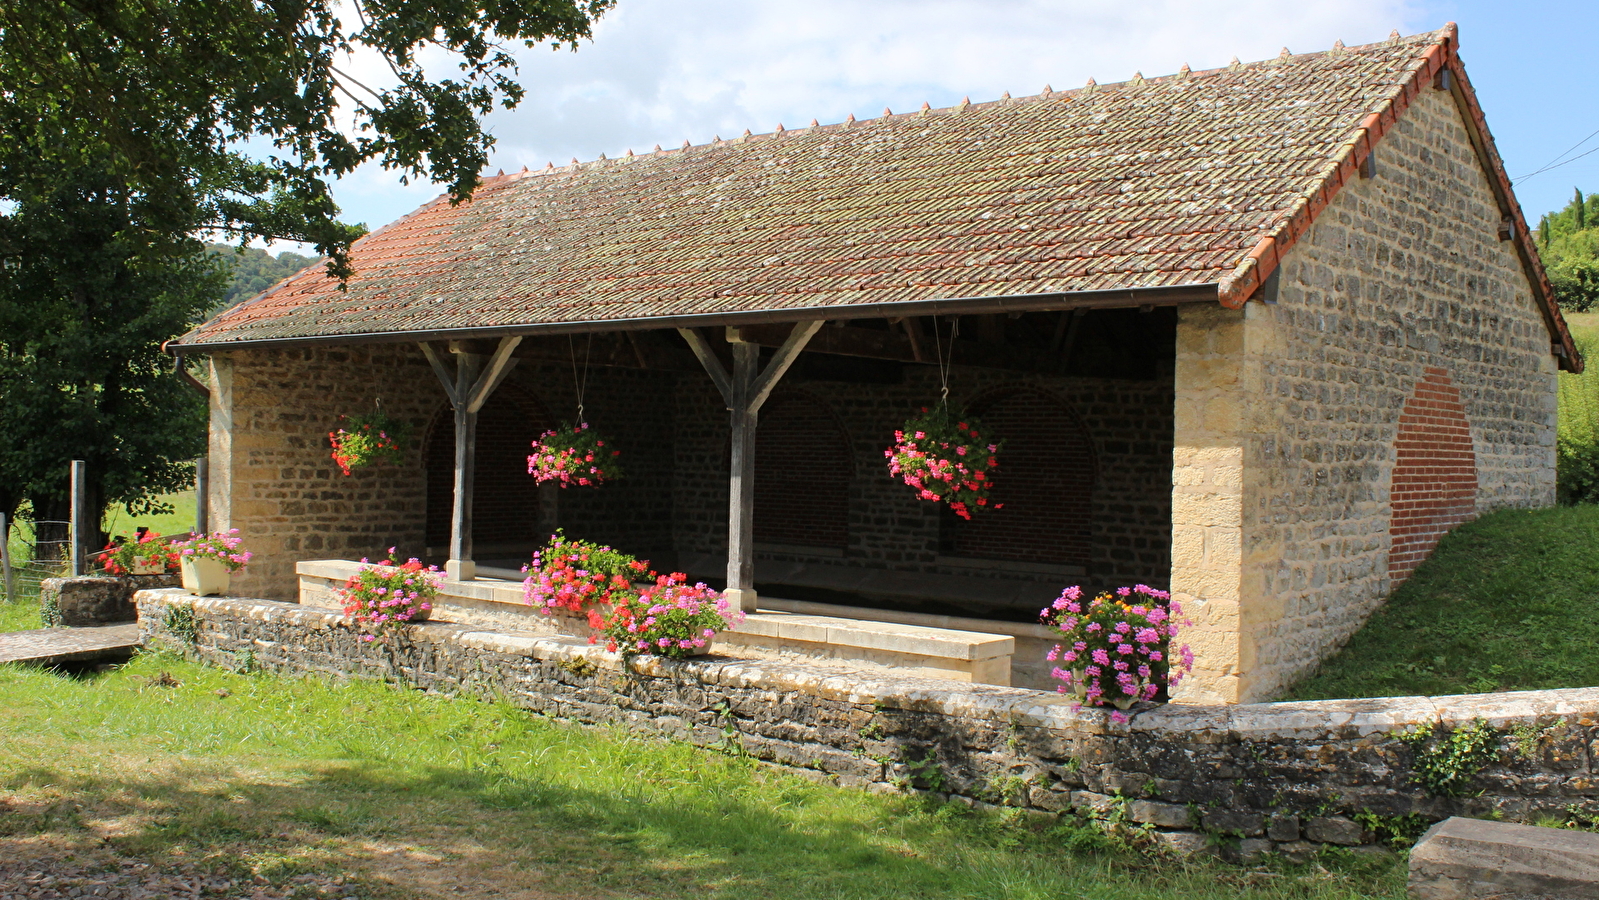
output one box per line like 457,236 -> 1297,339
180,557 -> 233,596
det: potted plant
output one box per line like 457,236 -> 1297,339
884,405 -> 1004,519
1040,585 -> 1194,724
170,529 -> 252,596
338,550 -> 442,642
95,531 -> 177,576
328,410 -> 410,476
522,531 -> 649,618
527,422 -> 623,487
591,574 -> 743,658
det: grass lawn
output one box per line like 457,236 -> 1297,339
1285,505 -> 1599,700
0,653 -> 1406,900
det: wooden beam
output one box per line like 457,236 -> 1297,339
736,322 -> 1054,372
678,327 -> 732,405
901,317 -> 925,362
464,336 -> 522,413
419,342 -> 459,405
746,319 -> 823,412
725,337 -> 759,613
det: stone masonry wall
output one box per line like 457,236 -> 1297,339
1171,85 -> 1561,704
208,346 -> 439,601
139,590 -> 1599,862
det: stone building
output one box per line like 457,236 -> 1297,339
169,25 -> 1578,704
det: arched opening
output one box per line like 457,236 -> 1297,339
945,387 -> 1096,566
1389,368 -> 1477,582
754,392 -> 852,550
425,387 -> 551,558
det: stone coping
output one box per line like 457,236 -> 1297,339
296,559 -> 1015,664
143,588 -> 1599,738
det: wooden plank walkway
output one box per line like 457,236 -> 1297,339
0,624 -> 142,667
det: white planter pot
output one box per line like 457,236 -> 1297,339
180,557 -> 231,596
130,559 -> 165,575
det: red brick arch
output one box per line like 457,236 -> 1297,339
1389,368 -> 1478,582
754,391 -> 852,549
947,386 -> 1096,566
425,386 -> 552,550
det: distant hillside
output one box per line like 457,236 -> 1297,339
206,243 -> 320,308
1536,190 -> 1599,311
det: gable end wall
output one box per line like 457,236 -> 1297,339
1172,84 -> 1559,705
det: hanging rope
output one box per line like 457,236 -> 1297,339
568,333 -> 593,422
932,316 -> 958,409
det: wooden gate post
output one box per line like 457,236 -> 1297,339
1,511 -> 13,602
70,459 -> 90,576
680,321 -> 822,612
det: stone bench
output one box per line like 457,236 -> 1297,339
1409,816 -> 1599,899
296,559 -> 1015,685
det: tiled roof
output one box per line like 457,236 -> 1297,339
173,25 -> 1578,369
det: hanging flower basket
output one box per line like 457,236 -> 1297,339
328,411 -> 410,476
527,422 -> 622,487
884,405 -> 1004,520
1040,585 -> 1194,724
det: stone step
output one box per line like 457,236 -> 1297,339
1409,816 -> 1599,899
0,623 -> 142,667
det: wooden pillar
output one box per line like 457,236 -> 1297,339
679,321 -> 823,612
421,337 -> 522,582
725,338 -> 760,610
448,348 -> 482,580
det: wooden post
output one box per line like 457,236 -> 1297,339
70,459 -> 90,576
680,321 -> 823,612
726,337 -> 760,611
448,348 -> 482,580
1,511 -> 13,602
421,337 -> 522,582
194,456 -> 210,536
537,481 -> 559,545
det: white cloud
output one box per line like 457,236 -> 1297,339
326,0 -> 1428,233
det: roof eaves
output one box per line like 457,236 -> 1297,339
167,281 -> 1220,355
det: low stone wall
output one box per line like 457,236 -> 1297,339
135,589 -> 1599,860
42,574 -> 180,626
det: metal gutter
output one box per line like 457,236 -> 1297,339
164,282 -> 1220,355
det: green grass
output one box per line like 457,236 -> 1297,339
1285,505 -> 1599,700
102,489 -> 199,540
0,653 -> 1406,900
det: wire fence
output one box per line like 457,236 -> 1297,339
2,515 -> 73,603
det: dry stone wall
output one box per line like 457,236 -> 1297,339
138,590 -> 1599,862
1172,85 -> 1561,704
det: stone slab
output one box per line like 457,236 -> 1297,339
41,574 -> 179,627
0,624 -> 142,666
1409,817 -> 1599,900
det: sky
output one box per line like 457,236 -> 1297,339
305,0 -> 1599,251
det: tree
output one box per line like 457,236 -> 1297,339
1538,189 -> 1599,312
0,161 -> 220,551
207,244 -> 320,309
0,0 -> 610,544
0,0 -> 612,274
